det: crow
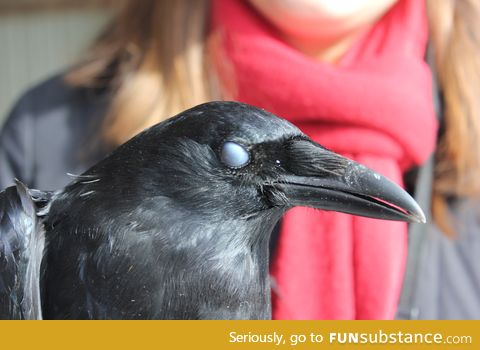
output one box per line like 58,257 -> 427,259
0,101 -> 424,320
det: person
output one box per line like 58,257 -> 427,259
0,0 -> 478,319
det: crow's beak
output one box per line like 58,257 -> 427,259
274,139 -> 425,223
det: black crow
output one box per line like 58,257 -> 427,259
0,101 -> 424,320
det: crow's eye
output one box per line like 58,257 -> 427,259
220,141 -> 250,168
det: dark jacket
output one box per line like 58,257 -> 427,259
404,198 -> 480,319
1,75 -> 480,319
0,75 -> 109,191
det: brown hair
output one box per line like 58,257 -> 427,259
66,0 -> 215,145
67,0 -> 480,235
427,0 -> 480,235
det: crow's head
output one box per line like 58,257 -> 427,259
96,101 -> 424,224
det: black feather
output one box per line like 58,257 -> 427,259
0,181 -> 45,319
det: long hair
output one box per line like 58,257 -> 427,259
66,0 -> 215,145
427,0 -> 480,235
67,0 -> 480,235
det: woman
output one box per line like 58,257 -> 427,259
0,0 -> 478,319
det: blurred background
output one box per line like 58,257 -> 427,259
0,0 -> 113,125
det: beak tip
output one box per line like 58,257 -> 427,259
410,207 -> 426,224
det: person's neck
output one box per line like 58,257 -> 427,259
281,26 -> 370,64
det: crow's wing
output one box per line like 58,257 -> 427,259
0,181 -> 45,319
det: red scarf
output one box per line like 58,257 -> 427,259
210,0 -> 437,319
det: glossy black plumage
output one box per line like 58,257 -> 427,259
0,101 -> 424,319
0,181 -> 44,319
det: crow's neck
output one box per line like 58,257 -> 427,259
45,186 -> 284,319
155,210 -> 283,319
